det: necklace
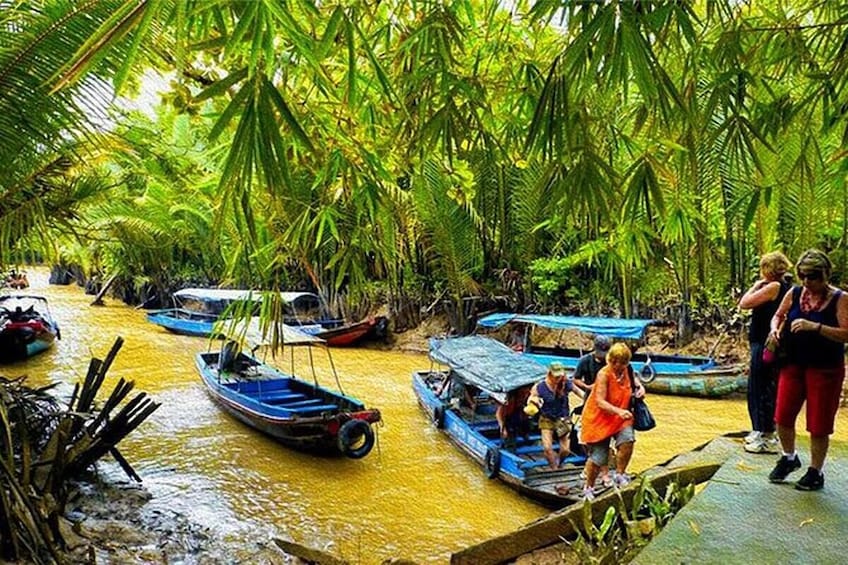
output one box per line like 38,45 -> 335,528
801,287 -> 830,313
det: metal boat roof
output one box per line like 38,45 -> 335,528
428,335 -> 547,396
477,313 -> 655,340
174,288 -> 318,304
0,294 -> 49,303
221,316 -> 325,349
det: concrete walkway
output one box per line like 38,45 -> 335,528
633,436 -> 848,564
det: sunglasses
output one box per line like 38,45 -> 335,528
798,271 -> 824,281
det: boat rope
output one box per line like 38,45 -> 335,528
308,345 -> 319,387
326,347 -> 344,395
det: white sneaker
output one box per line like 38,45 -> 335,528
614,473 -> 632,487
582,486 -> 595,501
744,439 -> 779,454
744,431 -> 762,444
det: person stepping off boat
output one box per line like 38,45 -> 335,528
579,343 -> 646,498
528,362 -> 584,470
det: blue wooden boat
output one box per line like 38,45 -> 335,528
413,335 -> 589,507
0,294 -> 60,362
148,288 -> 383,346
478,313 -> 746,398
196,323 -> 381,458
147,289 -> 328,337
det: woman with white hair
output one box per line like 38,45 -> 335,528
767,249 -> 848,491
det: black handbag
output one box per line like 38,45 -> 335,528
631,396 -> 656,431
628,366 -> 656,431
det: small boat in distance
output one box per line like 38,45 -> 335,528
477,313 -> 746,398
148,288 -> 385,346
4,270 -> 29,289
413,335 -> 589,507
196,322 -> 382,458
0,294 -> 60,362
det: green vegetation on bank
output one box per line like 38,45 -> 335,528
3,2 -> 848,339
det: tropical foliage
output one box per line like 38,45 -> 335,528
3,1 -> 848,339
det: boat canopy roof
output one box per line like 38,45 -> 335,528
0,294 -> 49,305
477,313 -> 655,340
220,316 -> 325,350
174,288 -> 318,304
428,336 -> 547,398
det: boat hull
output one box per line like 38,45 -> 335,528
412,370 -> 588,507
196,351 -> 381,457
312,317 -> 386,347
146,309 -> 220,337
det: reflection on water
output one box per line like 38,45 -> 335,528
7,269 -> 848,563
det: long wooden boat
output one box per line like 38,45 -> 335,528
196,323 -> 381,458
0,294 -> 60,362
414,335 -> 591,507
148,288 -> 384,346
478,314 -> 746,398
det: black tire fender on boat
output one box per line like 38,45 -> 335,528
433,405 -> 446,429
484,447 -> 501,479
640,362 -> 656,384
337,419 -> 375,459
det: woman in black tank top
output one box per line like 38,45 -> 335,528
738,251 -> 792,453
767,249 -> 848,491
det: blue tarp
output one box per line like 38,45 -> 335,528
428,335 -> 547,395
477,313 -> 655,340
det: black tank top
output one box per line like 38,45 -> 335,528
748,279 -> 791,344
784,286 -> 845,368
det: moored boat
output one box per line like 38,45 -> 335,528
196,322 -> 382,458
0,294 -> 60,362
414,335 -> 589,507
478,313 -> 746,398
148,287 -> 385,346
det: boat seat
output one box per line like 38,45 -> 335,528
288,404 -> 338,414
519,452 -> 585,470
519,459 -> 554,470
510,443 -> 545,455
470,421 -> 500,432
274,398 -> 324,408
493,433 -> 542,448
257,391 -> 304,402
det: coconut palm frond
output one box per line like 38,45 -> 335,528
412,160 -> 482,298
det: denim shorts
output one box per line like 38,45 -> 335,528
586,426 -> 635,466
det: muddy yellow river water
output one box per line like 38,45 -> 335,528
10,269 -> 848,563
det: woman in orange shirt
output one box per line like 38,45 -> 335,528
579,342 -> 646,500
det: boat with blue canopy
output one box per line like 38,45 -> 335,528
478,313 -> 746,398
413,335 -> 590,507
